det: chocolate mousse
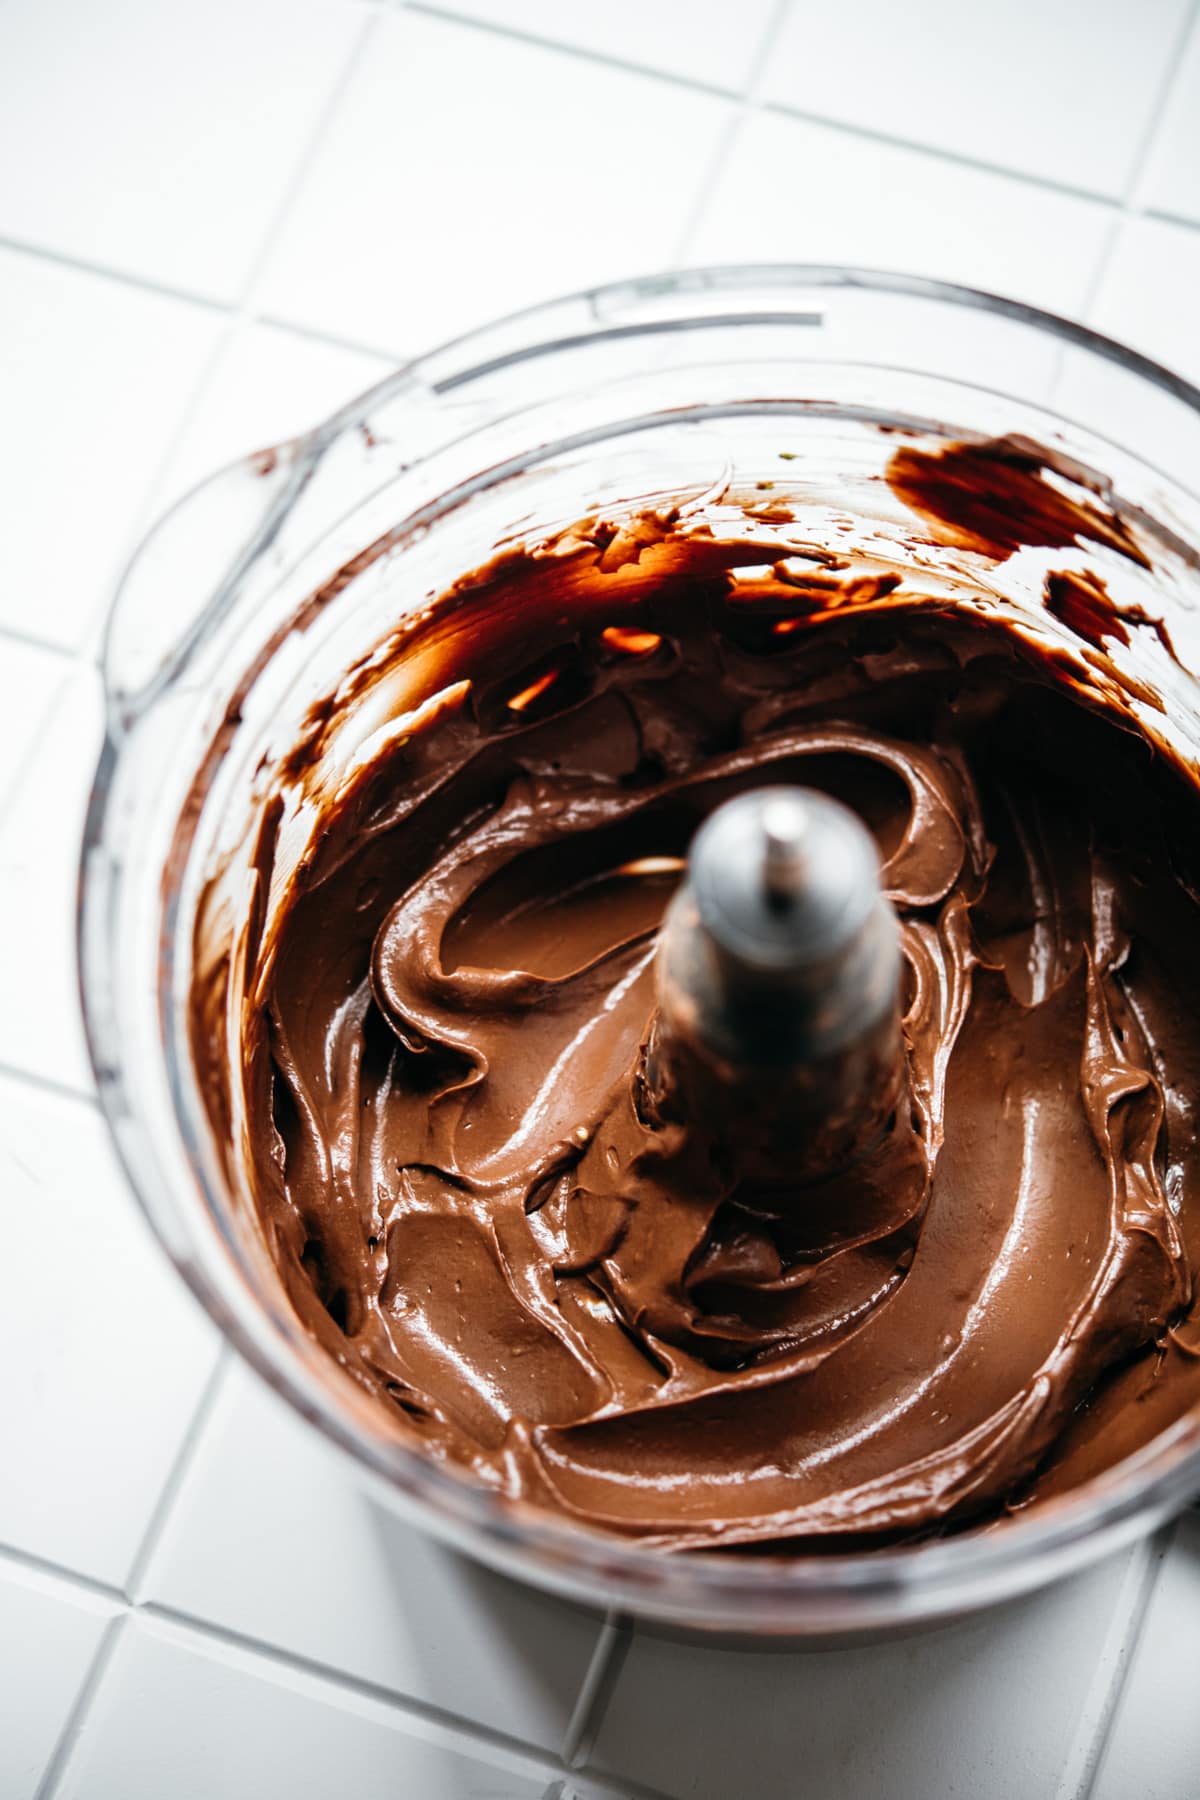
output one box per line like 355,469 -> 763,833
192,451 -> 1200,1550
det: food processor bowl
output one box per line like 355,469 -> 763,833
80,267 -> 1200,1636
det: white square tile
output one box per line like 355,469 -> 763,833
0,1075 -> 218,1585
0,640 -> 68,823
688,112 -> 1112,319
253,11 -> 734,354
0,249 -> 225,654
0,666 -> 103,1092
1141,20 -> 1200,224
0,1559 -> 118,1799
156,322 -> 393,516
1088,215 -> 1200,387
0,0 -> 368,303
1092,1515 -> 1200,1800
142,1367 -> 605,1756
435,0 -> 780,91
587,1548 -> 1141,1800
62,1615 -> 553,1800
759,0 -> 1190,198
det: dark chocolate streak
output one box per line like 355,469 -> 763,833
199,513 -> 1200,1551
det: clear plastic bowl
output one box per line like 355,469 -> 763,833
80,267 -> 1200,1636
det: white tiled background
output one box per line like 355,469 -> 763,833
2,0 -> 1199,1794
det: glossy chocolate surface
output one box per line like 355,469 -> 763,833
194,467 -> 1200,1550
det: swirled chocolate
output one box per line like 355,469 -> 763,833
204,496 -> 1200,1550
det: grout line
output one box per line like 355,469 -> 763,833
561,1759 -> 679,1800
0,11 -> 1194,373
0,1526 -> 662,1794
0,619 -> 97,675
669,0 -> 795,267
404,2 -> 739,100
137,1598 -> 565,1778
757,96 -> 1121,209
249,309 -> 403,367
738,0 -> 796,106
1070,0 -> 1200,333
0,226 -> 408,366
0,644 -> 103,841
565,1614 -> 633,1773
5,0 -> 392,674
35,1612 -> 130,1800
70,6 -> 386,664
64,311 -> 242,661
122,1347 -> 231,1602
0,7 -> 1195,423
0,231 -> 231,314
0,1527 -> 661,1796
0,1061 -> 98,1109
1127,0 -> 1200,219
0,317 -> 398,678
1054,1520 -> 1177,1800
0,623 -> 83,664
1043,0 -> 1200,412
397,0 -> 1195,221
237,8 -> 382,316
0,1539 -> 127,1609
1145,202 -> 1200,234
561,1610 -> 624,1767
0,1513 -> 640,1793
1077,1521 -> 1178,1800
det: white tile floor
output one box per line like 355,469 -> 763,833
251,9 -> 735,352
687,109 -> 1114,315
2,1 -> 1199,1794
757,0 -> 1193,197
